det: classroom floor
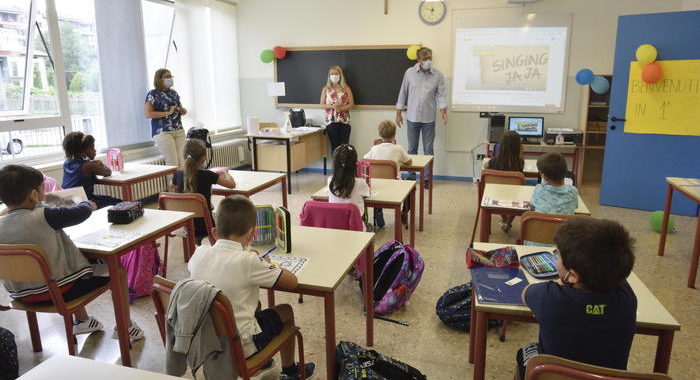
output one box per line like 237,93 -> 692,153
3,172 -> 699,379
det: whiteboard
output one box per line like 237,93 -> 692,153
451,9 -> 572,113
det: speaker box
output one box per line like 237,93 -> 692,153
488,114 -> 506,143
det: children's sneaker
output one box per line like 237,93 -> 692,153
73,316 -> 103,335
405,172 -> 417,181
374,208 -> 385,228
111,321 -> 145,341
280,362 -> 315,380
401,211 -> 409,229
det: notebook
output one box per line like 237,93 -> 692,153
470,267 -> 529,305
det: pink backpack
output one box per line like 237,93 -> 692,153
119,242 -> 161,301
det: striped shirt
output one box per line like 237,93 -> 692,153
396,63 -> 448,123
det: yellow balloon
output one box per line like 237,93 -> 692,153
636,44 -> 658,64
406,45 -> 421,60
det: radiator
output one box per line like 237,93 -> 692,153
94,138 -> 250,201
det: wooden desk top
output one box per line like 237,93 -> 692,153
666,177 -> 700,202
484,158 -> 538,175
212,170 -> 286,194
246,126 -> 324,140
482,183 -> 590,215
488,141 -> 579,151
261,226 -> 374,292
65,208 -> 193,254
17,355 -> 182,380
402,155 -> 433,170
311,178 -> 415,205
96,163 -> 177,183
472,243 -> 680,331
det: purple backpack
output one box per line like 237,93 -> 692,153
119,242 -> 161,302
359,240 -> 425,315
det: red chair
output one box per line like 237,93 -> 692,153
151,276 -> 307,380
364,159 -> 399,179
523,354 -> 671,380
0,244 -> 110,355
469,169 -> 526,245
158,192 -> 215,277
516,211 -> 579,245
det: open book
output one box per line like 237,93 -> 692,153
481,197 -> 532,210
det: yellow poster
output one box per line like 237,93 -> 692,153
625,60 -> 700,136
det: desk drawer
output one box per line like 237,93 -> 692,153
256,142 -> 306,172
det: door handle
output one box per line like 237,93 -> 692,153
610,116 -> 626,122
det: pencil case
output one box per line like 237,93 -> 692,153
108,201 -> 144,224
519,251 -> 559,279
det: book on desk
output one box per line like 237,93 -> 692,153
470,267 -> 529,305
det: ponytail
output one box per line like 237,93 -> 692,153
329,144 -> 358,199
182,139 -> 207,193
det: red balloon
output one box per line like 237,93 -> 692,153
273,46 -> 287,59
642,62 -> 663,84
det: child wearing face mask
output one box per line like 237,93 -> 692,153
530,153 -> 578,215
171,139 -> 236,244
516,218 -> 637,379
320,65 -> 355,153
62,131 -> 122,209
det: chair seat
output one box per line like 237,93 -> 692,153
9,284 -> 110,313
245,321 -> 300,369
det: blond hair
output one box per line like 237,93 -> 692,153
324,65 -> 348,91
378,120 -> 397,139
417,47 -> 432,59
183,139 -> 207,193
153,68 -> 170,91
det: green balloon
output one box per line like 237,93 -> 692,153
649,210 -> 674,233
260,49 -> 274,63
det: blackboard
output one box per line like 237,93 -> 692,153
275,46 -> 414,109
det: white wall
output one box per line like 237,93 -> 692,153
683,0 -> 700,10
235,0 -> 682,178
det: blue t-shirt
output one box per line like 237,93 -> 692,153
62,159 -> 96,198
145,89 -> 183,136
525,280 -> 637,370
531,183 -> 578,214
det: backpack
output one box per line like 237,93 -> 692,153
289,108 -> 306,127
336,341 -> 426,380
119,242 -> 161,302
435,283 -> 502,332
0,327 -> 18,380
358,240 -> 424,315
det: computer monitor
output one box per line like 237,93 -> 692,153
508,117 -> 544,138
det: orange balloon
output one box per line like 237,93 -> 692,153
642,62 -> 663,84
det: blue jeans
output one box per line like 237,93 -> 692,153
406,120 -> 435,177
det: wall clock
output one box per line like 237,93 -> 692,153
419,0 -> 447,26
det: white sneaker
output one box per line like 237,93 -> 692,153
73,316 -> 103,335
112,321 -> 145,341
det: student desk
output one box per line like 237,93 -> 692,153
65,208 -> 195,367
247,127 -> 327,195
484,158 -> 539,178
468,243 -> 681,380
311,178 -> 416,246
657,177 -> 700,288
479,183 -> 590,242
264,226 -> 375,380
487,141 -> 580,175
96,163 -> 177,201
212,170 -> 288,208
402,155 -> 434,231
17,355 -> 181,379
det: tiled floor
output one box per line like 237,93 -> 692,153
3,172 -> 699,379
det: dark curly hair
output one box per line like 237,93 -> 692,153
62,131 -> 95,160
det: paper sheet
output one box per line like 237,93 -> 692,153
267,82 -> 286,96
268,254 -> 309,274
74,229 -> 143,249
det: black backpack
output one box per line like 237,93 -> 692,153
289,109 -> 306,127
0,327 -> 18,380
336,341 -> 426,380
435,283 -> 502,332
186,127 -> 213,168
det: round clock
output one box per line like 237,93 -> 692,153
418,0 -> 447,26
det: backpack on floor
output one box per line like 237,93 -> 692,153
358,240 -> 424,315
119,242 -> 161,302
435,283 -> 502,332
0,327 -> 18,380
336,341 -> 426,380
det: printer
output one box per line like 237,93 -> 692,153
544,128 -> 583,146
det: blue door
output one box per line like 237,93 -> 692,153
601,11 -> 700,216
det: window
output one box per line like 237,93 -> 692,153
142,0 -> 176,82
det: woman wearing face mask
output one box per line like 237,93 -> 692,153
145,68 -> 188,170
320,65 -> 355,153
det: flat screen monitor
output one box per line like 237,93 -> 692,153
508,117 -> 544,137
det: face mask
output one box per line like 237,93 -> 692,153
560,270 -> 572,286
330,75 -> 340,84
420,60 -> 432,71
163,77 -> 174,88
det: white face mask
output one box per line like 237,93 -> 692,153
420,60 -> 432,71
330,75 -> 340,84
163,77 -> 174,88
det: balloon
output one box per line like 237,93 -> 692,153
260,49 -> 274,63
406,45 -> 421,60
649,210 -> 674,233
590,76 -> 610,94
636,44 -> 658,64
273,46 -> 287,59
642,62 -> 663,84
575,69 -> 594,85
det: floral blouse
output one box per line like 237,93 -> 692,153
145,89 -> 183,136
324,87 -> 350,125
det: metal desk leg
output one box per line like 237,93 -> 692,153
107,257 -> 132,366
394,205 -> 403,243
653,330 -> 675,373
324,293 -> 336,380
281,177 -> 288,208
658,184 -> 674,256
252,137 -> 258,171
419,168 -> 425,231
410,187 -> 416,247
688,216 -> 700,288
122,184 -> 133,202
472,310 -> 488,380
285,139 -> 292,195
324,156 -> 327,175
469,287 -> 476,364
429,159 -> 434,214
479,209 -> 492,242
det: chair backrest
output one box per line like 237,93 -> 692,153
300,200 -> 364,232
373,138 -> 396,145
478,169 -> 526,202
525,354 -> 672,380
158,192 -> 215,243
519,211 -> 578,245
0,244 -> 52,283
365,159 -> 398,179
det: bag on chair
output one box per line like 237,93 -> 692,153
358,240 -> 424,315
336,341 -> 426,380
119,242 -> 161,301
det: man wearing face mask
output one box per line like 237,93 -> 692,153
145,68 -> 189,172
321,65 -> 355,153
396,47 -> 447,188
